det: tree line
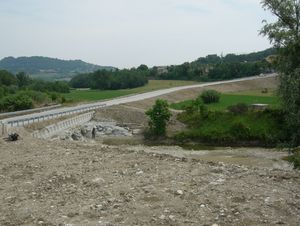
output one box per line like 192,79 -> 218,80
70,67 -> 149,90
149,49 -> 275,81
0,70 -> 70,112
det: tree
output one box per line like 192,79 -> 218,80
0,70 -> 17,86
260,0 -> 300,146
16,72 -> 32,88
145,99 -> 171,136
200,90 -> 221,104
137,64 -> 149,71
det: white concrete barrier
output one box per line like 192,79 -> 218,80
0,122 -> 7,136
32,111 -> 95,139
1,104 -> 105,133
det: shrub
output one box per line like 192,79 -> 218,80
228,103 -> 249,115
284,150 -> 300,169
60,96 -> 66,103
292,152 -> 300,169
145,99 -> 171,136
50,92 -> 59,101
229,122 -> 251,139
200,90 -> 221,104
18,90 -> 49,104
0,94 -> 33,112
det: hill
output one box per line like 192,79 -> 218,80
0,56 -> 114,81
151,48 -> 277,81
193,48 -> 276,65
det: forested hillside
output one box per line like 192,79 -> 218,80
150,48 -> 276,81
0,56 -> 114,81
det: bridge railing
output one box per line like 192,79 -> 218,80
1,103 -> 106,130
0,104 -> 62,119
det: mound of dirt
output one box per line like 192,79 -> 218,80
0,138 -> 299,226
94,105 -> 148,128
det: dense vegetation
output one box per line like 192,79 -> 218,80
70,67 -> 148,90
0,70 -> 70,112
149,48 -> 276,81
200,90 -> 221,104
0,56 -> 114,81
169,92 -> 285,147
260,0 -> 300,167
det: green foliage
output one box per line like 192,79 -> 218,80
176,95 -> 286,146
16,72 -> 32,88
0,70 -> 17,86
176,103 -> 285,146
200,90 -> 221,104
291,151 -> 300,169
18,90 -> 49,104
150,49 -> 275,81
0,89 -> 63,112
60,96 -> 66,104
70,69 -> 148,90
137,64 -> 149,71
0,94 -> 33,112
29,80 -> 70,93
260,0 -> 300,147
284,150 -> 300,169
229,122 -> 251,139
145,99 -> 171,136
228,103 -> 249,115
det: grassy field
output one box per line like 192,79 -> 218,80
64,80 -> 199,102
170,90 -> 280,111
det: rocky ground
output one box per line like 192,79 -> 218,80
58,121 -> 135,141
0,137 -> 299,226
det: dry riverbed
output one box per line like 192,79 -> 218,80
0,137 -> 299,226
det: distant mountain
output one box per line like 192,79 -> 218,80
0,56 -> 114,81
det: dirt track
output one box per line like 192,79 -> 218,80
0,138 -> 299,226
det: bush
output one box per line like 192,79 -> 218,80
0,94 -> 33,112
200,90 -> 221,104
228,103 -> 249,115
18,90 -> 49,104
145,99 -> 171,136
229,122 -> 251,139
292,152 -> 300,169
284,150 -> 300,169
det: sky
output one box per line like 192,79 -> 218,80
0,0 -> 275,68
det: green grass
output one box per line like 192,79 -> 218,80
64,80 -> 199,102
170,91 -> 280,111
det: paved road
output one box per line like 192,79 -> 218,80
1,74 -> 277,126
